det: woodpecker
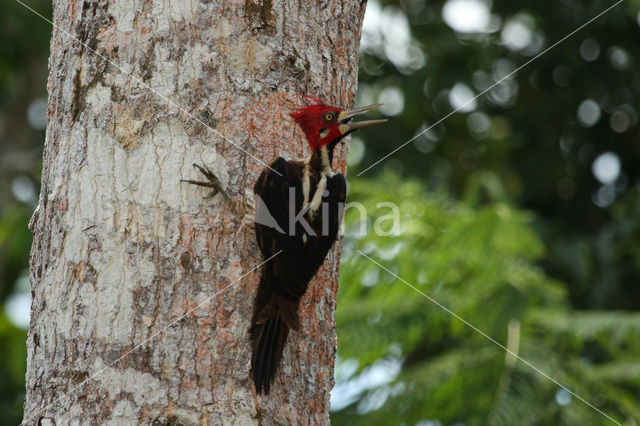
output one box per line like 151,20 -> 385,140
183,97 -> 386,394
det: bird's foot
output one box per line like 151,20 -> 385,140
182,165 -> 256,234
181,163 -> 232,203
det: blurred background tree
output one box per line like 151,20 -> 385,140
352,0 -> 640,311
1,0 -> 639,425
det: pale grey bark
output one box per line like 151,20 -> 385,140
24,0 -> 366,424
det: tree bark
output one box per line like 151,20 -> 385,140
24,0 -> 366,424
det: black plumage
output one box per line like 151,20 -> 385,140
250,145 -> 346,394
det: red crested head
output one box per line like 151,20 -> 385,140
290,96 -> 387,151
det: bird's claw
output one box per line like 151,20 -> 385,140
181,163 -> 222,189
192,163 -> 222,185
182,163 -> 233,204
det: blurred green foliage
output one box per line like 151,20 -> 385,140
0,313 -> 27,423
353,0 -> 640,310
332,177 -> 640,425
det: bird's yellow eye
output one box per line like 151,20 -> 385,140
324,113 -> 334,122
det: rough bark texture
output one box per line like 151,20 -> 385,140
24,1 -> 366,424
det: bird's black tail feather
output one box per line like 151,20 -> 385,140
250,313 -> 289,394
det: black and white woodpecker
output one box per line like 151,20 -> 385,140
183,96 -> 386,394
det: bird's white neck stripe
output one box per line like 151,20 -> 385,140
308,174 -> 327,215
302,146 -> 334,215
302,164 -> 311,209
320,146 -> 333,176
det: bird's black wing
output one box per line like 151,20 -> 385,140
250,157 -> 299,394
253,156 -> 291,260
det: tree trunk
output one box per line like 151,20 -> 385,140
24,1 -> 366,424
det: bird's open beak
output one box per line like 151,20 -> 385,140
338,103 -> 388,134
